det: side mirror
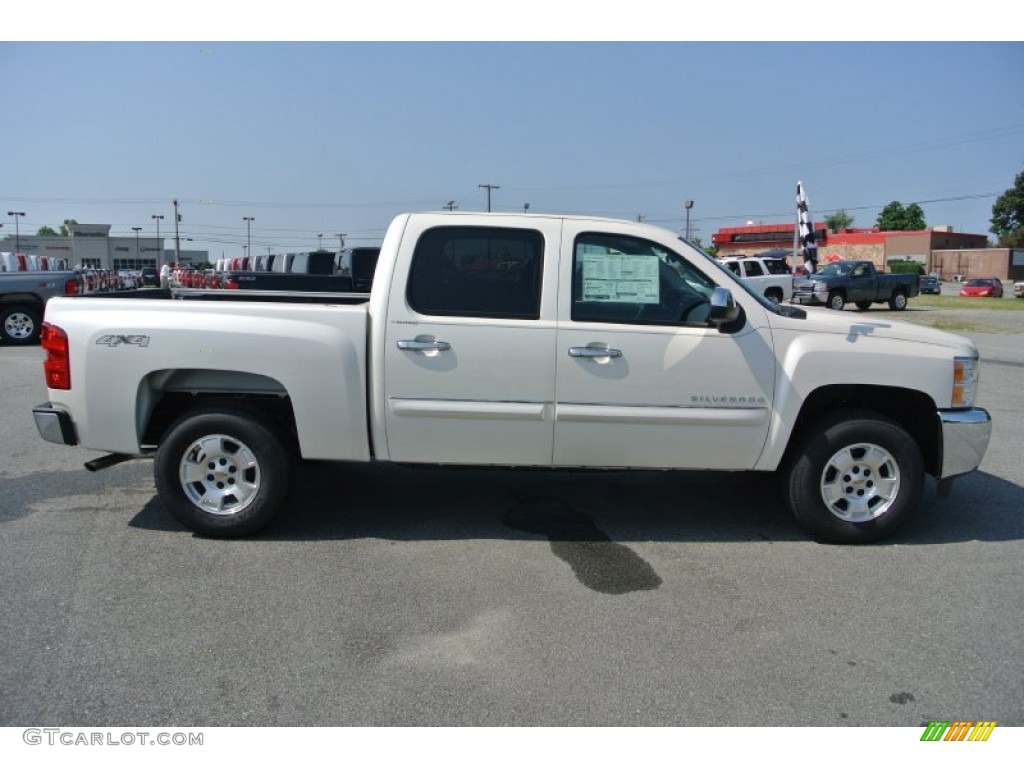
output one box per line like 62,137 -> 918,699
709,287 -> 741,327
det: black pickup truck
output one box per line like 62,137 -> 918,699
791,260 -> 920,311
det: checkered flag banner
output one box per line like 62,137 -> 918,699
796,181 -> 819,269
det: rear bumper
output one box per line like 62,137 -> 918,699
33,403 -> 78,446
938,408 -> 991,479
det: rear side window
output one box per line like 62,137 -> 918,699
764,259 -> 791,275
407,226 -> 544,319
744,260 -> 765,277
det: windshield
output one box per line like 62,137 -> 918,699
815,262 -> 854,277
965,279 -> 991,287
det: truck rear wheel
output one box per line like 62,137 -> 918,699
1,305 -> 42,345
154,407 -> 291,537
784,410 -> 924,543
889,291 -> 908,311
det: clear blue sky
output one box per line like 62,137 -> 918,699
2,41 -> 1022,259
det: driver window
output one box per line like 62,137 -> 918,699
852,265 -> 865,277
571,232 -> 716,326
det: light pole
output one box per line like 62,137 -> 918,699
478,184 -> 500,212
684,200 -> 694,241
243,216 -> 254,262
524,203 -> 531,213
317,233 -> 323,251
151,214 -> 164,267
7,211 -> 25,252
335,232 -> 347,252
132,227 -> 142,264
444,200 -> 457,211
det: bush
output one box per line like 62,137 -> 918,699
887,260 -> 924,275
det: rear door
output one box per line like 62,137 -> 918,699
382,217 -> 560,465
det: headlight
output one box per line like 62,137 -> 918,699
952,356 -> 979,408
813,281 -> 828,292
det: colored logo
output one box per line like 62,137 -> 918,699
920,721 -> 996,741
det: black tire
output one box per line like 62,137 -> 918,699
1,305 -> 42,345
888,291 -> 908,311
154,407 -> 291,537
783,410 -> 924,543
855,301 -> 872,311
827,291 -> 846,311
765,288 -> 783,304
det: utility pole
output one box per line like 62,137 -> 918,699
478,184 -> 500,212
443,200 -> 458,211
243,217 -> 255,261
151,214 -> 164,267
636,214 -> 645,223
173,199 -> 182,265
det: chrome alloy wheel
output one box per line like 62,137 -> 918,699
4,311 -> 34,339
178,434 -> 261,515
819,442 -> 901,523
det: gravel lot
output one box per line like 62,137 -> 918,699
1,302 -> 1021,727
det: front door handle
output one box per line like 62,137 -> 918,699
569,346 -> 622,359
397,339 -> 451,352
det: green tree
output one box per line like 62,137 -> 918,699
990,171 -> 1024,246
690,236 -> 717,257
36,225 -> 58,236
59,218 -> 79,237
825,209 -> 854,232
876,201 -> 926,231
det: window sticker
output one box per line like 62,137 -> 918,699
581,252 -> 659,304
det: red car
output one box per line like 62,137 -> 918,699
959,278 -> 1004,298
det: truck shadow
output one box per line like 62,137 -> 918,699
128,462 -> 1024,546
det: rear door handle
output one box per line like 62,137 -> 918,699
397,340 -> 451,352
569,346 -> 622,359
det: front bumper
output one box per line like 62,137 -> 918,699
791,290 -> 828,305
938,408 -> 991,479
33,403 -> 78,446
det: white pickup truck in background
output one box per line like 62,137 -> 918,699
32,212 -> 991,543
718,253 -> 794,303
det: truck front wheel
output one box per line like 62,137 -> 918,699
154,407 -> 291,537
784,410 -> 924,543
827,291 -> 846,311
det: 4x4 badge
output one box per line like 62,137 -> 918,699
95,334 -> 150,348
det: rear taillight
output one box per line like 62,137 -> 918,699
225,279 -> 239,289
64,278 -> 79,296
41,323 -> 71,390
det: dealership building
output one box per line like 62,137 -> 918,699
712,222 -> 1023,281
0,223 -> 208,270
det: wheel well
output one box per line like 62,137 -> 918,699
785,384 -> 940,476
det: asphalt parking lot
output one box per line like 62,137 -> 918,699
1,301 -> 1021,727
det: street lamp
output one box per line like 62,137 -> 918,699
334,232 -> 347,252
524,203 -> 531,212
132,227 -> 142,264
317,233 -> 323,251
684,200 -> 694,241
444,200 -> 457,211
7,211 -> 26,252
243,217 -> 255,262
151,214 -> 164,266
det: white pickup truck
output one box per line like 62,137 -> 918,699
32,212 -> 992,543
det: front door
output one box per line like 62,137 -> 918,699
553,226 -> 776,469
